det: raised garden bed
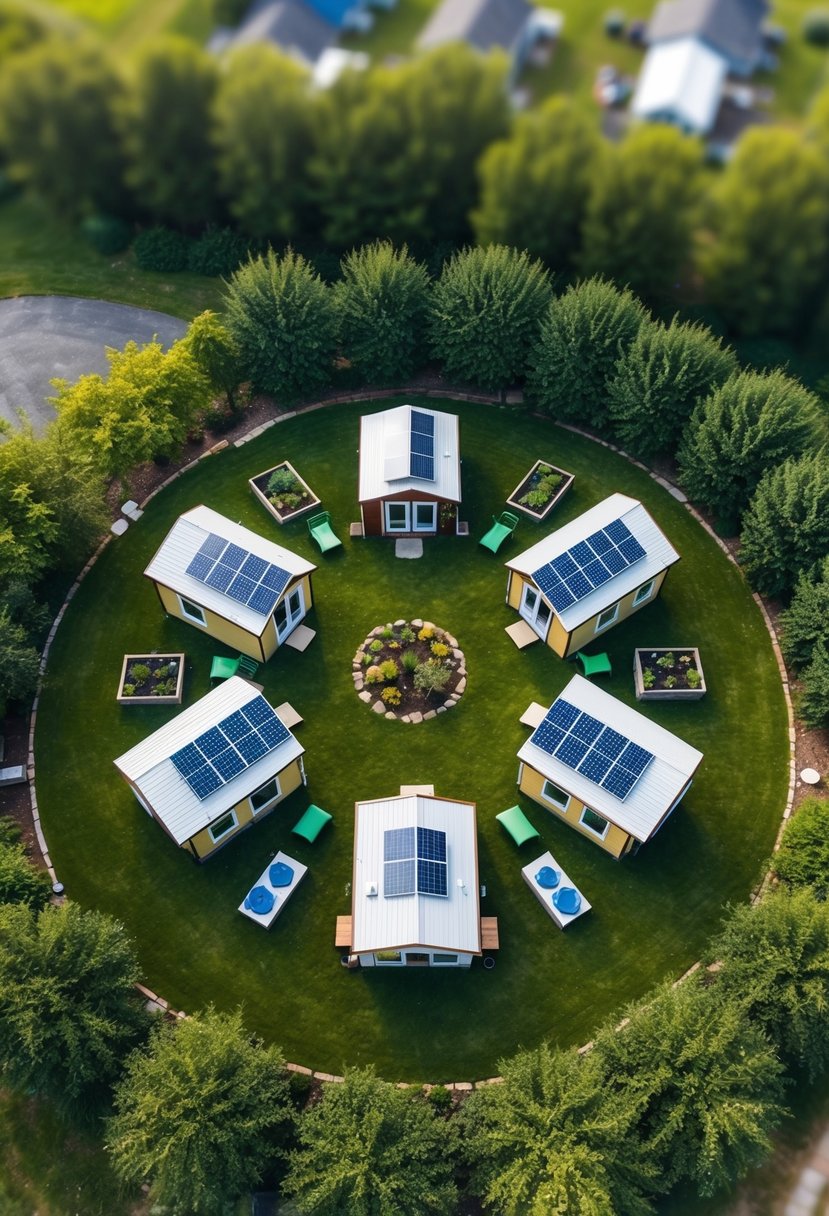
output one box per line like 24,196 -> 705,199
634,648 -> 706,701
117,653 -> 185,706
249,460 -> 320,524
507,459 -> 574,521
352,620 -> 466,722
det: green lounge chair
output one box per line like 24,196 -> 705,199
575,651 -> 612,679
496,805 -> 540,848
210,653 -> 260,681
307,512 -> 342,554
479,510 -> 519,555
292,803 -> 332,843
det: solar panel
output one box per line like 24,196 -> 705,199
384,827 -> 415,861
577,749 -> 614,783
259,717 -> 289,749
205,564 -> 234,593
570,541 -> 594,567
382,825 -> 448,897
566,570 -> 592,600
586,529 -> 613,556
170,695 -> 292,801
410,453 -> 435,480
555,734 -> 590,769
236,732 -> 268,764
185,534 -> 292,617
193,727 -> 226,760
533,567 -> 559,598
603,548 -> 627,575
240,554 -> 268,582
189,766 -> 223,799
212,748 -> 245,781
408,408 -> 435,481
570,712 -> 603,744
583,559 -> 612,589
220,711 -> 250,743
601,765 -> 638,800
411,409 -> 434,436
417,858 -> 448,897
411,431 -> 432,456
227,574 -> 257,604
546,700 -> 581,730
551,552 -> 578,579
531,516 -> 648,615
618,536 -> 646,564
199,533 -> 227,560
384,859 -> 416,897
531,721 -> 566,756
248,586 -> 280,617
186,554 -> 213,581
242,696 -> 272,727
618,741 -> 653,777
261,565 -> 290,593
605,519 -> 633,544
532,696 -> 654,801
222,544 -> 247,571
171,743 -> 203,777
417,827 -> 447,862
549,583 -> 577,613
594,727 -> 627,760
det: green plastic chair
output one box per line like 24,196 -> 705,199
307,512 -> 342,554
495,805 -> 540,848
575,651 -> 612,679
479,510 -> 519,554
210,653 -> 260,681
292,803 -> 332,843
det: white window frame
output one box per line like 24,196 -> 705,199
208,809 -> 239,844
541,780 -> 571,812
178,595 -> 206,627
374,950 -> 403,965
384,502 -> 410,533
249,775 -> 281,815
432,953 -> 458,966
579,806 -> 610,840
412,502 -> 437,533
633,579 -> 655,606
594,602 -> 619,633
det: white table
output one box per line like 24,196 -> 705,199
238,850 -> 307,929
521,850 -> 591,929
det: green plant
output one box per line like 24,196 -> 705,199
519,488 -> 551,508
0,841 -> 51,910
431,642 -> 450,658
133,227 -> 191,273
388,641 -> 400,650
427,1084 -> 453,1112
380,626 -> 394,640
401,649 -> 419,673
686,668 -> 702,689
381,687 -> 402,706
418,627 -> 434,642
154,665 -> 169,679
642,669 -> 655,690
665,675 -> 677,689
360,652 -> 371,666
152,680 -> 176,696
400,627 -> 415,643
275,492 -> 301,510
80,214 -> 132,256
656,653 -> 675,668
369,640 -> 384,654
414,660 -> 452,697
379,659 -> 399,682
289,1068 -> 315,1110
774,798 -> 829,899
803,9 -> 829,46
121,683 -> 136,697
187,227 -> 249,277
128,663 -> 151,682
266,467 -> 299,496
365,665 -> 384,685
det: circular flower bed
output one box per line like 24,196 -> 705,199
352,619 -> 466,722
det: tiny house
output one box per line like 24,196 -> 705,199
517,674 -> 702,858
349,793 -> 481,967
358,405 -> 461,537
145,505 -> 316,661
505,493 -> 680,657
114,677 -> 306,861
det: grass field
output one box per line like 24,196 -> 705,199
34,397 -> 789,1082
43,0 -> 214,48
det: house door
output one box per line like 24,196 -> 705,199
384,502 -> 436,534
275,585 -> 305,642
384,502 -> 410,533
412,502 -> 436,533
520,582 -> 552,640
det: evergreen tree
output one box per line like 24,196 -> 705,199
710,889 -> 829,1080
778,557 -> 829,668
580,124 -> 703,301
109,1007 -> 291,1216
472,96 -> 601,271
607,317 -> 737,461
0,607 -> 39,719
775,798 -> 829,900
461,1043 -> 655,1215
429,244 -> 551,389
699,128 -> 829,335
799,639 -> 829,729
0,839 -> 51,910
527,277 -> 649,431
224,248 -> 336,400
677,370 -> 822,534
283,1067 -> 457,1216
739,451 -> 829,596
334,241 -> 430,383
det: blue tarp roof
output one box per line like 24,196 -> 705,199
302,0 -> 353,28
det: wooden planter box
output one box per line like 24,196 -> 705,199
507,459 -> 574,521
117,653 -> 185,706
634,648 -> 706,701
249,460 -> 320,525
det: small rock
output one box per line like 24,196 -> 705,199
409,711 -> 423,724
394,619 -> 406,627
423,710 -> 436,720
401,715 -> 411,723
455,677 -> 467,694
372,700 -> 386,714
385,711 -> 397,720
411,618 -> 423,628
359,691 -> 372,702
436,706 -> 446,714
443,698 -> 455,709
452,647 -> 463,659
354,677 -> 364,690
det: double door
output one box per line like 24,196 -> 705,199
384,501 -> 436,534
520,583 -> 552,640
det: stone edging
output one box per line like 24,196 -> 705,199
25,392 -> 797,1087
353,619 -> 466,721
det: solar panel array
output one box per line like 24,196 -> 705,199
185,532 -> 291,618
383,825 -> 448,897
531,697 -> 654,801
532,518 -> 646,615
170,695 -> 290,801
409,409 -> 435,481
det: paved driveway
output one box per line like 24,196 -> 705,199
0,296 -> 188,432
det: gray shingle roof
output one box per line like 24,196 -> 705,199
647,0 -> 768,65
231,0 -> 336,64
417,0 -> 533,54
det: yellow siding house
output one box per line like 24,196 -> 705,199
144,505 -> 316,661
505,493 -> 680,657
114,677 -> 306,860
518,674 -> 703,858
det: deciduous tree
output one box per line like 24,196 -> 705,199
739,450 -> 829,596
0,607 -> 39,720
184,310 -> 242,411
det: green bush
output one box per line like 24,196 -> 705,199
379,659 -> 399,681
128,663 -> 150,682
414,660 -> 451,696
401,649 -> 419,673
803,9 -> 829,45
427,1084 -> 452,1112
121,683 -> 136,697
80,214 -> 132,256
686,668 -> 702,689
779,557 -> 829,669
266,467 -> 300,496
798,640 -> 829,729
133,226 -> 191,272
775,798 -> 829,898
0,841 -> 51,910
187,227 -> 250,277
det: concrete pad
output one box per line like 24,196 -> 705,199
399,784 -> 435,796
275,701 -> 303,729
349,522 -> 364,537
520,701 -> 547,728
111,518 -> 129,536
395,538 -> 423,559
283,624 -> 316,652
505,620 -> 538,649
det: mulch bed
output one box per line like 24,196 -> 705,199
353,621 -> 466,720
637,649 -> 702,692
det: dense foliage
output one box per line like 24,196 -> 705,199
739,451 -> 829,596
335,241 -> 430,383
779,558 -> 829,668
775,799 -> 829,901
798,639 -> 829,729
0,839 -> 51,909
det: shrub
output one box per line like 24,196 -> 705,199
414,660 -> 451,696
129,663 -> 151,682
401,649 -> 419,673
187,227 -> 250,277
739,452 -> 829,597
417,626 -> 434,642
81,213 -> 132,255
381,686 -> 401,706
133,226 -> 190,272
379,659 -> 399,681
686,668 -> 702,689
656,652 -> 674,668
665,675 -> 677,688
775,798 -> 829,898
779,556 -> 829,668
369,640 -> 384,654
365,665 -> 383,685
0,841 -> 51,910
804,8 -> 829,45
121,683 -> 136,697
428,1084 -> 452,1112
642,668 -> 655,689
266,467 -> 299,496
430,642 -> 450,658
400,627 -> 415,643
798,639 -> 829,729
380,626 -> 394,640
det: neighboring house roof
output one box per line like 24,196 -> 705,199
358,405 -> 462,505
144,505 -> 316,638
518,674 -> 703,843
506,493 -> 680,633
351,794 -> 481,955
631,36 -> 727,132
230,0 -> 337,63
114,677 -> 304,846
647,0 -> 768,65
417,0 -> 533,54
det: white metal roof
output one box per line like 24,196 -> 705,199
358,405 -> 461,505
506,493 -> 680,632
114,677 -> 304,845
352,795 -> 481,955
144,505 -> 316,636
518,674 -> 703,843
631,37 -> 726,134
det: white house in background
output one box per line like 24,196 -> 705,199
417,0 -> 563,84
349,793 -> 482,967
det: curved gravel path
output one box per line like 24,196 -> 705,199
0,295 -> 188,432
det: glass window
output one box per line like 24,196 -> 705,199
595,603 -> 619,632
414,502 -> 436,531
250,777 -> 280,814
385,503 -> 409,532
375,950 -> 402,963
432,953 -> 458,965
633,580 -> 655,605
208,811 -> 238,844
580,807 -> 610,839
179,596 -> 206,626
541,780 -> 570,811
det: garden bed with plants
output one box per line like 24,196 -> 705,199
249,460 -> 320,524
507,459 -> 574,520
634,648 -> 706,701
352,620 -> 466,721
116,654 -> 185,706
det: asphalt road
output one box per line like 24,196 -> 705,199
0,295 -> 188,433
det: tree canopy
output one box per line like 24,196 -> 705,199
775,798 -> 829,901
778,556 -> 829,668
739,450 -> 829,597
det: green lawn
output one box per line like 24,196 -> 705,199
43,0 -> 214,48
34,398 -> 788,1081
0,197 -> 223,321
